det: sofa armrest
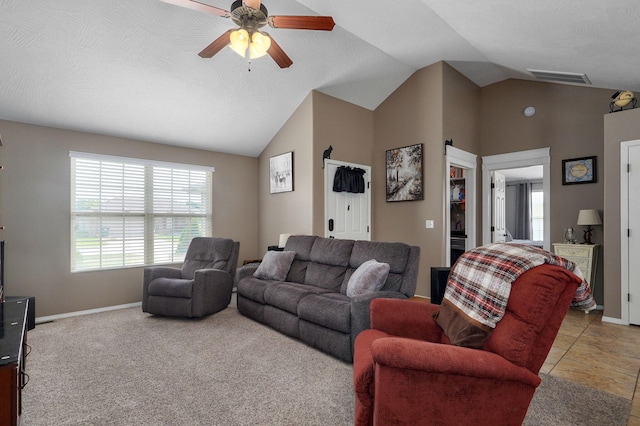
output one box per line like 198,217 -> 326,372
370,298 -> 443,342
350,291 -> 408,347
372,337 -> 540,386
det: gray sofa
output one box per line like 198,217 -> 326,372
236,235 -> 420,362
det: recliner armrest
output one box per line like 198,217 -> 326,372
371,337 -> 540,386
194,268 -> 232,286
370,298 -> 443,342
144,266 -> 182,284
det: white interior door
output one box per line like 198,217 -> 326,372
325,160 -> 371,241
492,171 -> 507,243
628,144 -> 640,325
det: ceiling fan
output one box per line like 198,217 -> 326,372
162,0 -> 335,68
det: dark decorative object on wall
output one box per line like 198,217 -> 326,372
321,145 -> 332,168
386,143 -> 423,202
270,151 -> 294,193
562,156 -> 597,185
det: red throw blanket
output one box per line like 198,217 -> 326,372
445,243 -> 597,329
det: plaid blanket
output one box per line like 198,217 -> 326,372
444,243 -> 597,329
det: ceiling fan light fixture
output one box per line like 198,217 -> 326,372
229,28 -> 249,57
249,31 -> 271,59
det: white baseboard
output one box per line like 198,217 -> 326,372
36,302 -> 142,324
602,315 -> 628,325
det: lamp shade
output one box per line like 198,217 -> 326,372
577,209 -> 602,226
249,32 -> 271,59
278,233 -> 291,248
229,29 -> 249,57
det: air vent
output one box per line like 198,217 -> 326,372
527,69 -> 592,85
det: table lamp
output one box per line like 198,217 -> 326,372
577,209 -> 602,245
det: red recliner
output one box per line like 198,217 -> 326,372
353,263 -> 581,425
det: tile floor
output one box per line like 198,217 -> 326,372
542,308 -> 640,425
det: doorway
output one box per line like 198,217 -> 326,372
482,148 -> 551,251
445,146 -> 477,266
621,139 -> 640,325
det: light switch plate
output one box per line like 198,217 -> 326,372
425,220 -> 434,229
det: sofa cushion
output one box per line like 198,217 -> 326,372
236,276 -> 273,304
253,251 -> 296,281
264,282 -> 331,315
350,241 -> 410,274
304,238 -> 355,290
148,278 -> 193,298
309,237 -> 354,267
344,241 -> 411,293
298,293 -> 352,334
284,235 -> 317,260
306,263 -> 349,292
346,259 -> 390,297
283,235 -> 317,283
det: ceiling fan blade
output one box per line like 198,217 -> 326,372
263,34 -> 293,68
161,0 -> 230,18
268,15 -> 335,31
198,30 -> 232,58
243,0 -> 261,9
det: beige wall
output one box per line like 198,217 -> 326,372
603,107 -> 640,319
479,80 -> 611,304
258,94 -> 314,252
0,119 -> 258,317
373,63 -> 445,296
442,62 -> 482,244
311,91 -> 375,236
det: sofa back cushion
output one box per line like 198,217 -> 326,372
342,241 -> 411,293
305,237 -> 355,291
283,235 -> 318,283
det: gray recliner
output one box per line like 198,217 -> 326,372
142,237 -> 240,318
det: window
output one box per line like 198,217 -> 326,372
70,152 -> 213,272
531,189 -> 544,241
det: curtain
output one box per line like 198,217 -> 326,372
333,166 -> 366,193
514,182 -> 532,239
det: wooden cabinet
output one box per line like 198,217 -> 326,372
0,300 -> 28,426
553,243 -> 599,303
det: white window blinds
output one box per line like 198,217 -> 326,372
70,152 -> 213,272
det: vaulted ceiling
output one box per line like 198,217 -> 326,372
2,1 -> 639,156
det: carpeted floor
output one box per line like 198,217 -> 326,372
22,295 -> 630,425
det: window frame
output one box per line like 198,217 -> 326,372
70,151 -> 214,272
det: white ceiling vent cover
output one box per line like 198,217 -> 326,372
527,69 -> 592,85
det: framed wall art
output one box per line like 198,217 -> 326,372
385,143 -> 423,202
270,151 -> 294,193
562,156 -> 596,185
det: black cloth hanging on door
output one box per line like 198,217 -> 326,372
333,166 -> 366,193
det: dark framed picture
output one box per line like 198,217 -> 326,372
385,143 -> 423,202
562,156 -> 597,185
270,151 -> 294,193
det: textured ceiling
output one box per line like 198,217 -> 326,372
1,0 -> 640,157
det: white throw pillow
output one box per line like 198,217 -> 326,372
253,250 -> 296,281
346,259 -> 390,297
